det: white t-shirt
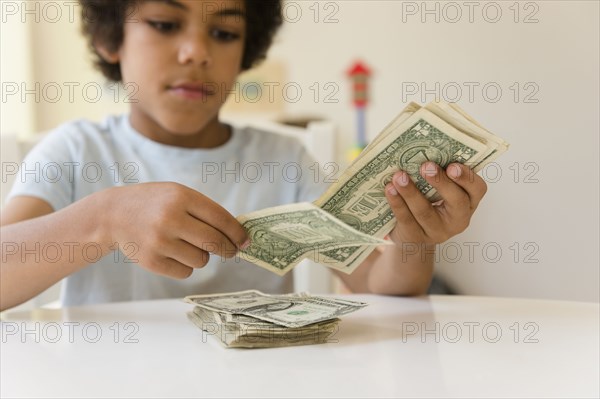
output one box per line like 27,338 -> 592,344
7,115 -> 329,306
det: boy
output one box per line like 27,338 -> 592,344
0,0 -> 487,311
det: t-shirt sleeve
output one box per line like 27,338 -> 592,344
6,129 -> 75,212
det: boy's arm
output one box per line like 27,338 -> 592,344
0,183 -> 250,312
0,195 -> 114,311
331,162 -> 487,296
333,244 -> 434,296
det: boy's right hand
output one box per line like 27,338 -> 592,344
101,183 -> 249,279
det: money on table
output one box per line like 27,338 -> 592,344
184,290 -> 367,348
185,290 -> 367,328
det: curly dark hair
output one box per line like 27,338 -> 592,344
79,0 -> 283,82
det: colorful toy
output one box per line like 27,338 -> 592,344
346,61 -> 372,162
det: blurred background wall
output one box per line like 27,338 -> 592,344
1,0 -> 598,302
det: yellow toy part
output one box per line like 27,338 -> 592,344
346,144 -> 366,163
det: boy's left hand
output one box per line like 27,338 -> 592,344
384,161 -> 488,247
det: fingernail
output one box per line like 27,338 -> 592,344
448,164 -> 462,179
395,172 -> 410,187
387,186 -> 398,196
239,239 -> 251,250
422,162 -> 438,177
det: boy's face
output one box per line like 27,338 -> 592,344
108,0 -> 247,147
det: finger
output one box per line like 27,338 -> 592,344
178,218 -> 240,259
391,170 -> 443,236
185,190 -> 250,249
148,257 -> 194,279
420,162 -> 471,219
384,182 -> 426,242
445,163 -> 488,210
163,239 -> 211,269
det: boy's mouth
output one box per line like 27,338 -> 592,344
168,82 -> 217,100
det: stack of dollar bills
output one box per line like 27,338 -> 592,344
184,290 -> 367,348
236,101 -> 510,276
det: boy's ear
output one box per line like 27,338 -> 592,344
95,41 -> 120,64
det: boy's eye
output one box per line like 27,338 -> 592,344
147,20 -> 180,33
210,29 -> 241,42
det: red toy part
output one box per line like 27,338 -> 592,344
347,61 -> 371,108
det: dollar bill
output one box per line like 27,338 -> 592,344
236,101 -> 509,275
184,290 -> 367,328
236,202 -> 391,275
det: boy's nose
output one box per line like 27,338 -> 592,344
178,34 -> 212,67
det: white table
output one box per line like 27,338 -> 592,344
1,295 -> 598,398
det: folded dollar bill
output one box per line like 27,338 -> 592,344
236,202 -> 392,275
236,101 -> 509,275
